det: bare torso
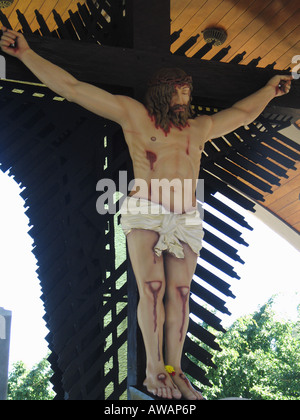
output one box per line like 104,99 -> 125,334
121,98 -> 209,213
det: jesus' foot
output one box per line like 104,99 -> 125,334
143,367 -> 182,400
171,369 -> 205,400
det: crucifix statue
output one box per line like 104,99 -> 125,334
0,24 -> 293,400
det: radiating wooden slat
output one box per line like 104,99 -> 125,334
57,0 -> 80,32
11,0 -> 36,33
33,0 -> 63,33
14,0 -> 45,33
35,0 -> 59,24
3,0 -> 86,33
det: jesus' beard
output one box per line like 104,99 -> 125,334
168,104 -> 190,130
146,100 -> 194,135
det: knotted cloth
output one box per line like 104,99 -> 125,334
120,197 -> 204,259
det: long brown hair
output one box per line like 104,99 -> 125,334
144,68 -> 194,134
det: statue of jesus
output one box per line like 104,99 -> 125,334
1,28 -> 292,400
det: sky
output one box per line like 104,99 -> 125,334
0,169 -> 48,369
0,167 -> 299,370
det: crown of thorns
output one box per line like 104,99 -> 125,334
147,75 -> 193,87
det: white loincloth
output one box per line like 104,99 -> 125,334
120,196 -> 204,259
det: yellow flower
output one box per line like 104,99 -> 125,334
165,365 -> 176,376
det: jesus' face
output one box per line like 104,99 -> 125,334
169,84 -> 191,115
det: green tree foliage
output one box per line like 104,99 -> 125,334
202,299 -> 300,400
7,356 -> 55,400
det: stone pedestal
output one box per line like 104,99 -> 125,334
0,307 -> 12,400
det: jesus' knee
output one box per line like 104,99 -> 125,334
166,283 -> 190,305
140,280 -> 165,300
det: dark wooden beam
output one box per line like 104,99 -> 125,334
127,0 -> 170,99
125,1 -> 171,396
2,36 -> 300,109
129,0 -> 170,53
263,104 -> 300,120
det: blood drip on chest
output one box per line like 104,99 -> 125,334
146,150 -> 157,171
186,136 -> 190,155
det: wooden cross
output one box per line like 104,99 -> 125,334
2,0 -> 300,113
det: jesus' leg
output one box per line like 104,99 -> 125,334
164,242 -> 205,400
127,229 -> 181,400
